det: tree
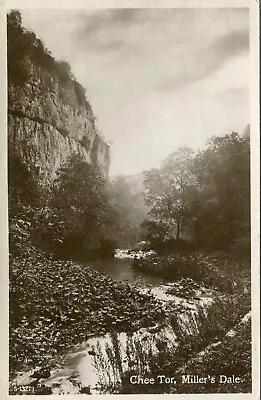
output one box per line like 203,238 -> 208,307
7,10 -> 22,27
144,147 -> 196,240
45,154 -> 117,258
143,133 -> 250,252
195,133 -> 250,246
192,133 -> 250,249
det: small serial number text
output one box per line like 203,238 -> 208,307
10,385 -> 35,392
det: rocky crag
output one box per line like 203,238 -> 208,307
8,12 -> 110,182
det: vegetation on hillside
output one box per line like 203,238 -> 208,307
7,10 -> 89,108
87,293 -> 250,394
9,249 -> 166,377
132,252 -> 250,293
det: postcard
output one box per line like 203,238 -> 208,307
0,0 -> 259,398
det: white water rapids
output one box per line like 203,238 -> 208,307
13,279 -> 214,394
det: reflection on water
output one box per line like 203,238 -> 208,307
88,257 -> 165,288
42,325 -> 178,394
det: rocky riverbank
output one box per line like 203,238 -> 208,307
9,250 -> 166,389
132,251 -> 250,293
9,248 -> 251,395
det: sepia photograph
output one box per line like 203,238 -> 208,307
1,0 -> 259,396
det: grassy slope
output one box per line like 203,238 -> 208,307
173,318 -> 252,393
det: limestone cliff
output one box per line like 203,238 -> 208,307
8,12 -> 110,182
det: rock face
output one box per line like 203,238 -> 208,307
8,22 -> 110,182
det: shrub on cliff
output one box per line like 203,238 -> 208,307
7,10 -> 88,106
8,154 -> 40,216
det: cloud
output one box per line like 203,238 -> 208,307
75,9 -> 147,51
75,9 -> 213,54
158,29 -> 249,93
70,9 -> 249,98
78,8 -> 170,36
20,8 -> 249,175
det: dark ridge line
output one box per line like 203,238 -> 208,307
8,108 -> 95,152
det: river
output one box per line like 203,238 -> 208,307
12,250 -> 214,395
88,252 -> 165,287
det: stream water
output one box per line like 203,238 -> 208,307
88,251 -> 164,287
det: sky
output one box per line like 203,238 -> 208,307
21,8 -> 249,176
